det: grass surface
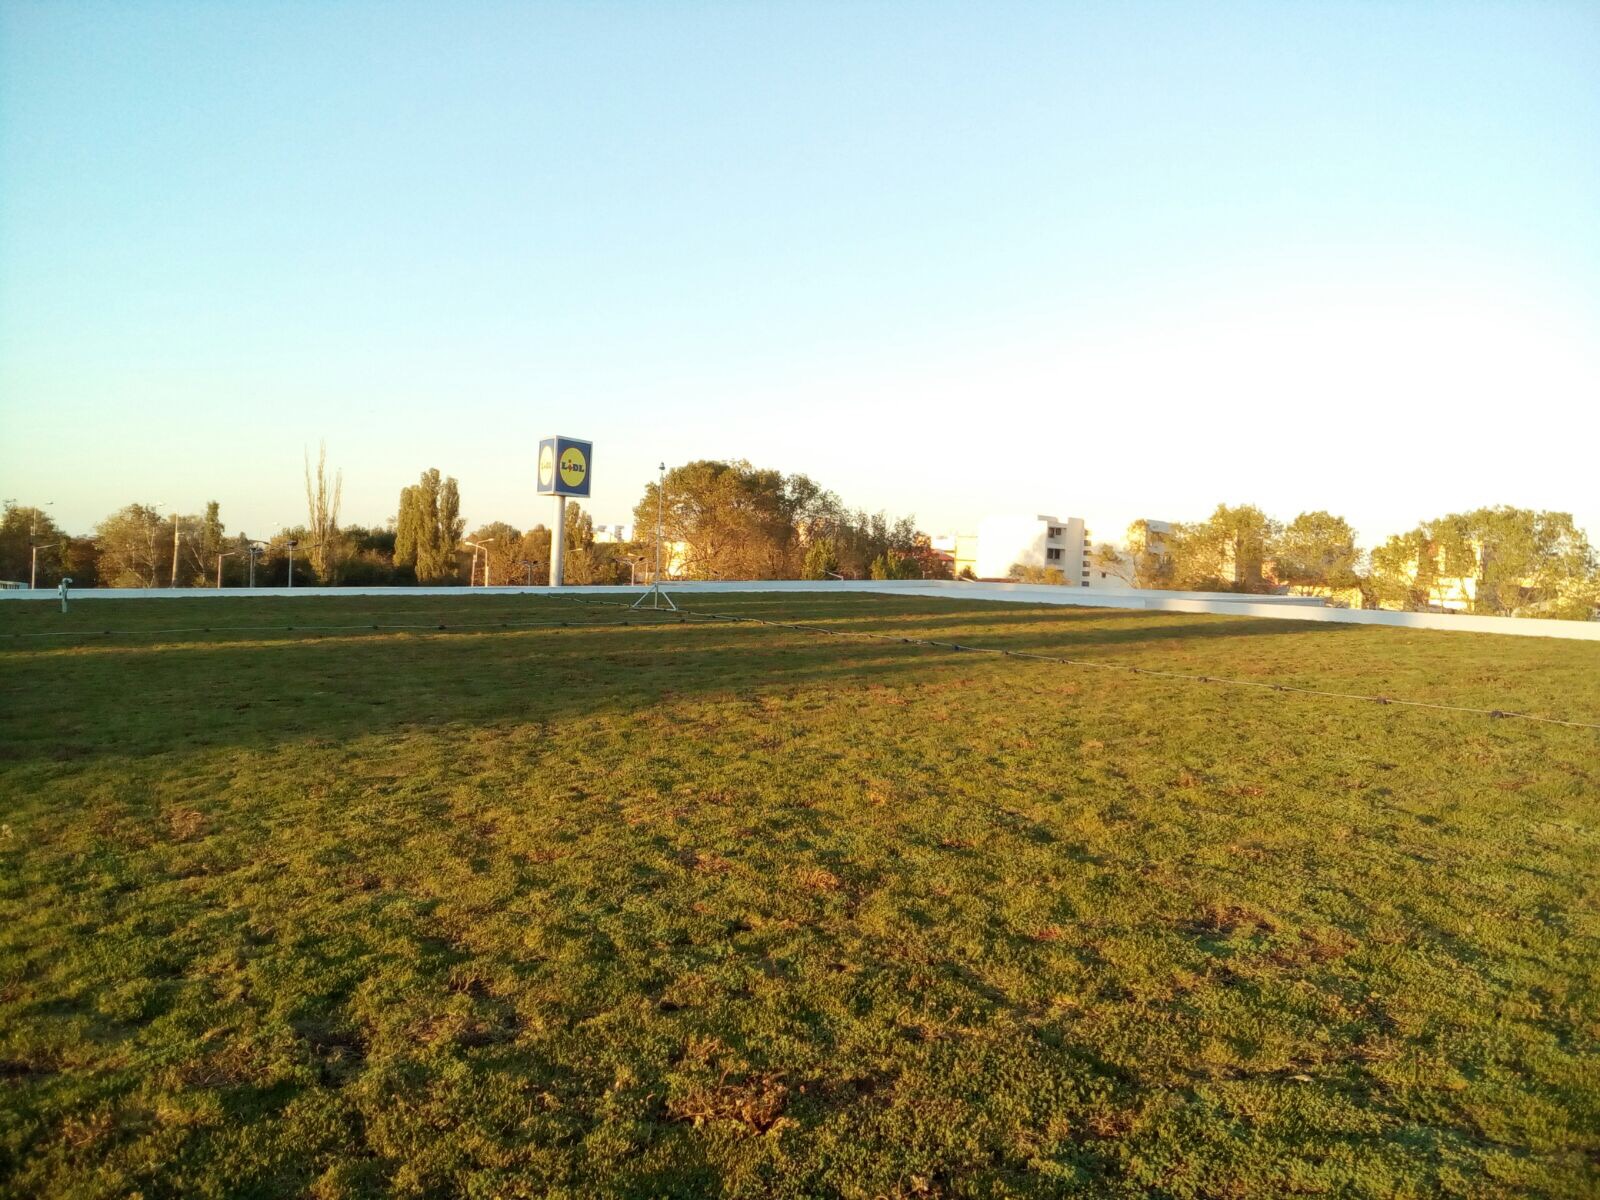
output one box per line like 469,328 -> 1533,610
1,592 -> 1597,1199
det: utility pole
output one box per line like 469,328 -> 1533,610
171,515 -> 181,588
287,538 -> 298,589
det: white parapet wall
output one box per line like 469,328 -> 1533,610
1,579 -> 1596,641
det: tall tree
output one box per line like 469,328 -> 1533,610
0,503 -> 65,584
196,502 -> 227,585
1168,504 -> 1281,593
632,460 -> 929,581
802,537 -> 841,580
1430,507 -> 1596,618
631,460 -> 797,580
94,504 -> 165,587
1091,520 -> 1174,589
1275,511 -> 1361,593
466,521 -> 523,586
393,469 -> 464,584
1366,529 -> 1435,611
304,443 -> 343,582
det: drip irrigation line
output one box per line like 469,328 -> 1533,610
560,596 -> 1600,732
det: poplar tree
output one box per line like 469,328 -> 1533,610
392,468 -> 464,584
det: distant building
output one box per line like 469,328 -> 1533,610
929,533 -> 979,578
976,514 -> 1096,586
592,523 -> 632,544
974,515 -> 1174,588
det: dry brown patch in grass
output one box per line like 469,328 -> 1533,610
1032,924 -> 1065,943
680,849 -> 733,874
1270,925 -> 1360,967
666,1072 -> 789,1133
1190,901 -> 1279,937
166,807 -> 207,842
1085,1107 -> 1135,1140
794,866 -> 842,892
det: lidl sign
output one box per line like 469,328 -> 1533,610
537,436 -> 592,498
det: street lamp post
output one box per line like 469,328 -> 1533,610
655,462 -> 665,583
215,548 -> 244,588
148,502 -> 166,587
464,538 -> 496,587
631,463 -> 677,611
30,541 -> 62,590
286,538 -> 299,589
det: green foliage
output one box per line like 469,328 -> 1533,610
1092,523 -> 1177,590
466,521 -> 523,586
632,461 -> 925,581
1365,508 -> 1597,618
1275,511 -> 1362,592
1168,504 -> 1281,593
394,469 -> 465,584
868,549 -> 921,580
802,537 -> 840,580
303,443 -> 343,582
91,503 -> 165,587
1009,563 -> 1067,585
0,594 -> 1596,1197
0,504 -> 66,584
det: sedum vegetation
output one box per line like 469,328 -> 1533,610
1,593 -> 1597,1198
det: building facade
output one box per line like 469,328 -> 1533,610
975,514 -> 1100,586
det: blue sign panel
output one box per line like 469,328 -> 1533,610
536,436 -> 592,498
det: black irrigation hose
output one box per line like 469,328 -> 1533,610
560,596 -> 1600,732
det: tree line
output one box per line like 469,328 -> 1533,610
4,464 -> 1593,619
0,456 -> 947,591
1090,504 -> 1597,619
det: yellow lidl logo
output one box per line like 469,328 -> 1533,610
559,446 -> 587,487
538,443 -> 556,487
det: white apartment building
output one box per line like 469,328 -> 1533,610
974,514 -> 1173,588
976,514 -> 1097,586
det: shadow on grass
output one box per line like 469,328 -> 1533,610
0,606 -> 1344,768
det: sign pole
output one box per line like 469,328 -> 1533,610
551,495 -> 567,588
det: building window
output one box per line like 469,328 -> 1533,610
1047,526 -> 1062,538
1080,581 -> 1089,587
1046,548 -> 1062,561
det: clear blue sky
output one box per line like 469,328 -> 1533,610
2,1 -> 1597,545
